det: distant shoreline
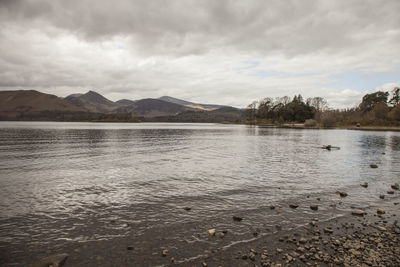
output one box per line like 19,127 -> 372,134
1,120 -> 400,132
244,122 -> 400,132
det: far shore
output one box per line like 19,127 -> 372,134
244,122 -> 400,132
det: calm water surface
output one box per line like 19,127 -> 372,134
0,122 -> 399,264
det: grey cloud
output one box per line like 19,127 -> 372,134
0,0 -> 399,107
1,0 -> 399,56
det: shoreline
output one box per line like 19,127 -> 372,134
180,197 -> 400,267
245,123 -> 400,132
3,187 -> 399,267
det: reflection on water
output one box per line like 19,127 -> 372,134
0,122 -> 399,259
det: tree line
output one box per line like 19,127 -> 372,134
245,87 -> 400,127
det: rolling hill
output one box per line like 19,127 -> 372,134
65,91 -> 122,113
0,89 -> 242,123
0,90 -> 86,119
116,98 -> 196,117
158,96 -> 226,110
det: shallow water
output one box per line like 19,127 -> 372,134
0,122 -> 399,264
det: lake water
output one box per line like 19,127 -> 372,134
0,122 -> 399,265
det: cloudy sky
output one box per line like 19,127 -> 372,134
0,0 -> 399,108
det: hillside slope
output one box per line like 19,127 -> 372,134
65,91 -> 121,113
0,90 -> 86,119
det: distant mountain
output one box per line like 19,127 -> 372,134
0,90 -> 86,119
158,96 -> 227,111
146,106 -> 245,123
65,91 -> 122,113
0,89 -> 243,123
116,99 -> 137,106
116,98 -> 195,117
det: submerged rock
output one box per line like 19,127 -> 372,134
162,249 -> 168,256
32,253 -> 68,267
352,209 -> 365,216
232,215 -> 243,222
370,163 -> 378,168
207,229 -> 216,236
377,208 -> 385,214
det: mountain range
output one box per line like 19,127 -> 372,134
0,90 -> 244,123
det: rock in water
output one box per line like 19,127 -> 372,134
391,183 -> 399,190
32,253 -> 68,267
338,191 -> 348,197
162,249 -> 168,256
184,206 -> 191,211
289,204 -> 299,209
352,209 -> 365,216
379,194 -> 385,199
207,229 -> 216,236
377,208 -> 385,214
370,163 -> 378,168
360,182 -> 368,188
232,215 -> 243,222
310,204 -> 318,211
388,190 -> 394,194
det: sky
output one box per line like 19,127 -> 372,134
0,0 -> 399,108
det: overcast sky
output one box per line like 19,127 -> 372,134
0,0 -> 399,108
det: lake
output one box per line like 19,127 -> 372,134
0,121 -> 399,266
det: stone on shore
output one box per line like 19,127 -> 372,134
207,229 -> 216,236
32,253 -> 69,267
377,226 -> 387,231
351,209 -> 365,216
370,163 -> 378,168
299,237 -> 307,244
